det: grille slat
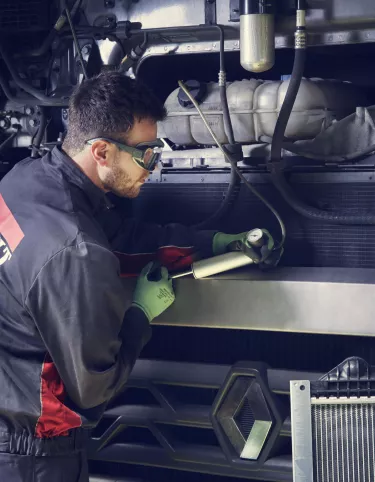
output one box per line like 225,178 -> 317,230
312,401 -> 375,482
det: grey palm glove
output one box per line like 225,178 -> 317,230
213,232 -> 248,255
132,262 -> 175,322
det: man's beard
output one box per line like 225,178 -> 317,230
101,156 -> 143,198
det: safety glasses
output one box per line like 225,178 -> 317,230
86,137 -> 164,172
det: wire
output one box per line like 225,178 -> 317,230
0,131 -> 17,153
194,24 -> 240,229
178,80 -> 286,249
63,0 -> 88,80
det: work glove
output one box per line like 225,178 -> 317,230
132,262 -> 175,322
213,232 -> 248,256
213,230 -> 283,268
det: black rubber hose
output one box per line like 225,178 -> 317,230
0,44 -> 67,106
270,48 -> 306,163
195,25 -> 240,229
271,165 -> 375,224
31,108 -> 47,158
269,4 -> 375,224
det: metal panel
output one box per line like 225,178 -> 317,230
85,0 -> 375,51
122,267 -> 375,336
127,0 -> 205,29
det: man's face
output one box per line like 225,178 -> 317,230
98,118 -> 157,198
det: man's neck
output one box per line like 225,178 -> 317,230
66,149 -> 106,192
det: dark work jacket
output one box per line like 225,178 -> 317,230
0,147 -> 214,455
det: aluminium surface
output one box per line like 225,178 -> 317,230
122,267 -> 375,336
88,0 -> 375,69
290,380 -> 314,482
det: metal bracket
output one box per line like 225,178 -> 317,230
229,0 -> 240,22
290,381 -> 314,482
205,0 -> 217,25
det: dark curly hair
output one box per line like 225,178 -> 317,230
63,71 -> 166,156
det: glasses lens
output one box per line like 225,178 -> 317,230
143,147 -> 162,170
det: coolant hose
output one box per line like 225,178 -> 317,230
271,165 -> 375,224
270,48 -> 306,164
269,3 -> 375,225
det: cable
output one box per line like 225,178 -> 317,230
0,131 -> 17,153
194,24 -> 241,229
63,0 -> 88,80
179,80 -> 286,248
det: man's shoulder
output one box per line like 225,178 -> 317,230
0,153 -> 109,276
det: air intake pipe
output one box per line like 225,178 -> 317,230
240,0 -> 275,73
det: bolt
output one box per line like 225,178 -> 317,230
29,119 -> 37,127
82,46 -> 90,55
25,107 -> 34,116
62,109 -> 69,121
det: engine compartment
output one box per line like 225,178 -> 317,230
3,1 -> 375,481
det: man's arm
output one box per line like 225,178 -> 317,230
100,207 -> 216,276
24,240 -> 151,410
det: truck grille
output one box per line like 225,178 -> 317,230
312,399 -> 375,482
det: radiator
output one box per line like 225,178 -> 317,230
291,358 -> 375,482
312,399 -> 375,482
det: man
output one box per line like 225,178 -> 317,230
0,71 -> 247,481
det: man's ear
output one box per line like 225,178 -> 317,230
90,140 -> 114,167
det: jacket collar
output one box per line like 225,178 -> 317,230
49,146 -> 112,212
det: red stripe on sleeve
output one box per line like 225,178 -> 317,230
0,194 -> 24,252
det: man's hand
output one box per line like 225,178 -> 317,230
132,262 -> 175,322
212,232 -> 248,256
213,230 -> 282,268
